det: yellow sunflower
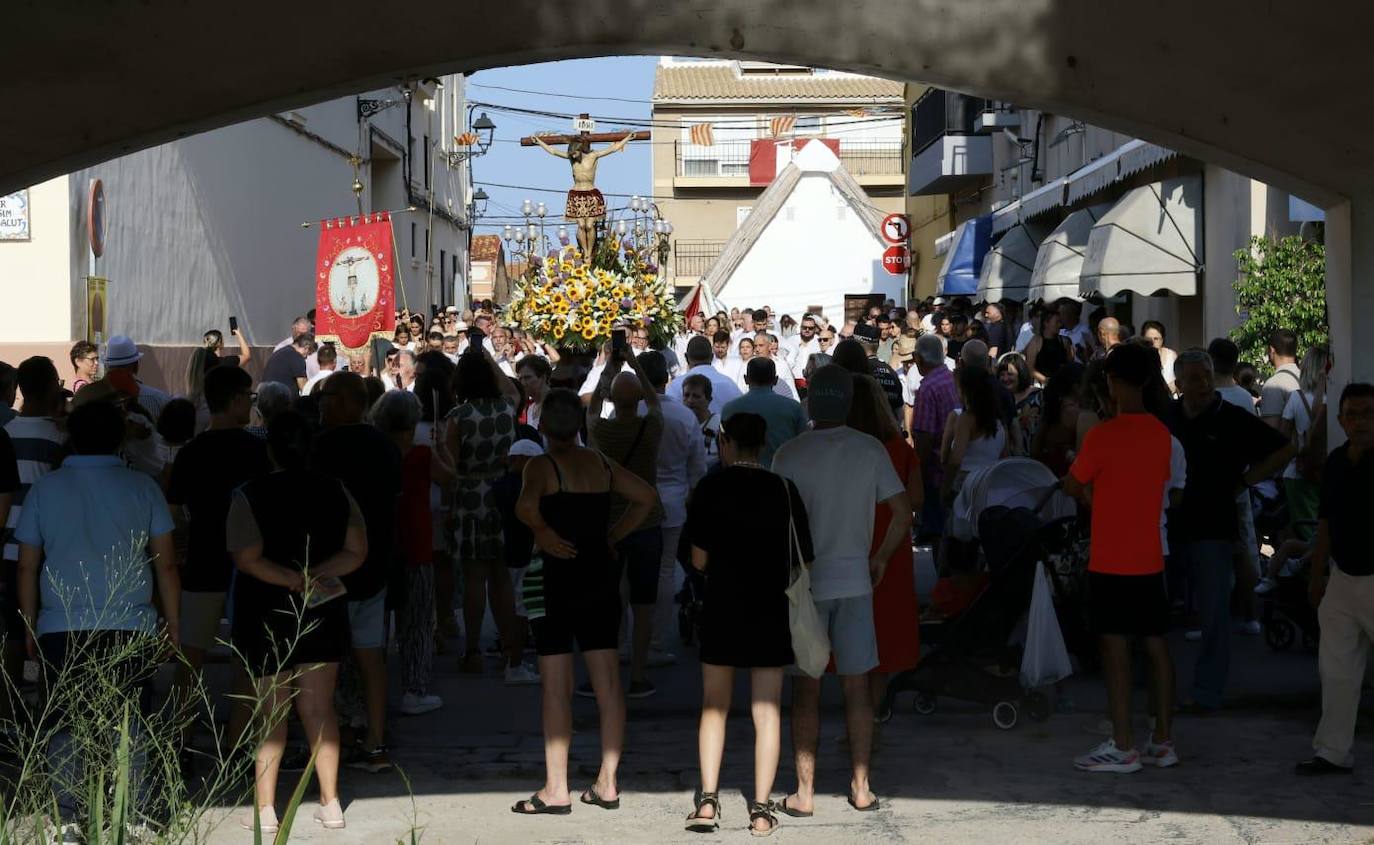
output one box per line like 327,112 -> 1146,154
553,325 -> 566,340
581,326 -> 598,341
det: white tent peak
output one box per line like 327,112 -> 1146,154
789,139 -> 841,173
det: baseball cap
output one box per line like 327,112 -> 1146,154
102,335 -> 142,367
852,323 -> 881,342
806,365 -> 854,423
508,438 -> 546,458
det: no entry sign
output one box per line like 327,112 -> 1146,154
882,244 -> 912,275
881,213 -> 910,245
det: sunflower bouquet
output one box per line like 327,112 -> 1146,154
504,236 -> 682,353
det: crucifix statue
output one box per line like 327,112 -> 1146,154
522,115 -> 649,256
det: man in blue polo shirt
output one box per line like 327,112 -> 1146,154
15,400 -> 179,835
721,358 -> 807,468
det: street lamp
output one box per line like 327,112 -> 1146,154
446,111 -> 496,166
469,187 -> 489,218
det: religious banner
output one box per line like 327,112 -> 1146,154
85,276 -> 108,344
0,191 -> 30,241
314,212 -> 396,351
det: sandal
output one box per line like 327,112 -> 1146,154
775,796 -> 812,818
580,787 -> 620,810
684,790 -> 720,832
511,794 -> 572,815
748,801 -> 779,837
847,792 -> 881,812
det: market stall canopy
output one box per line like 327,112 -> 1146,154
1066,139 -> 1179,205
977,221 -> 1051,303
935,215 -> 992,297
1079,176 -> 1203,298
1026,202 -> 1115,303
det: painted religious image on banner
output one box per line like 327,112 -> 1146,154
0,191 -> 31,241
314,213 -> 396,351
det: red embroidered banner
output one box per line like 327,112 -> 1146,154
314,213 -> 395,351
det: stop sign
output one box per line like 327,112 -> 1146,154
882,245 -> 911,275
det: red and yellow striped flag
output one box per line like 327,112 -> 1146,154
769,115 -> 797,138
844,108 -> 870,118
688,123 -> 714,146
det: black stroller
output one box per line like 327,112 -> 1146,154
884,478 -> 1084,730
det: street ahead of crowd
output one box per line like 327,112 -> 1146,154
1,295 -> 1370,844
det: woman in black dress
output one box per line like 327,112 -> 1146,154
511,389 -> 657,816
684,412 -> 814,837
227,412 -> 368,833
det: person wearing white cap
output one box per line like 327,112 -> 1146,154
102,335 -> 171,421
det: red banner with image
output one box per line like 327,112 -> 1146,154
314,212 -> 395,351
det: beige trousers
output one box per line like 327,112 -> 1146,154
1314,566 -> 1374,767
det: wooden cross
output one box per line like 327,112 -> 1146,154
519,113 -> 649,146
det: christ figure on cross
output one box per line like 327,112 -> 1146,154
530,131 -> 634,256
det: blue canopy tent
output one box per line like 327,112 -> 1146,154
935,215 -> 992,297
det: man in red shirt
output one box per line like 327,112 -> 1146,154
1064,343 -> 1179,773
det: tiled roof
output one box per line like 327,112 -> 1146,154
471,234 -> 503,262
654,64 -> 903,102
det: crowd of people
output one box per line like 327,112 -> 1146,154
0,291 -> 1366,839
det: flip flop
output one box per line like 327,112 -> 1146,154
511,794 -> 572,815
775,796 -> 813,818
847,794 -> 881,812
580,787 -> 620,810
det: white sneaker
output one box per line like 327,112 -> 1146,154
1254,577 -> 1277,595
1142,739 -> 1179,768
1184,629 -> 1202,641
1240,620 -> 1262,636
240,805 -> 279,834
1074,739 -> 1143,773
504,664 -> 541,685
400,691 -> 443,716
314,797 -> 346,830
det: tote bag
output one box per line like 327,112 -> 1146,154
783,477 -> 831,678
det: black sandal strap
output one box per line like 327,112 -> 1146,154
749,802 -> 778,830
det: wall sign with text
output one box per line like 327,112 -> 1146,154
0,191 -> 30,241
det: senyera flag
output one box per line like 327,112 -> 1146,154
314,212 -> 395,351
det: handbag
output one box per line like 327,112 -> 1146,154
782,477 -> 831,678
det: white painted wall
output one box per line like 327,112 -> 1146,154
0,176 -> 70,342
717,172 -> 895,322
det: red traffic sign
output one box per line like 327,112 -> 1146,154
882,245 -> 911,275
880,213 -> 910,244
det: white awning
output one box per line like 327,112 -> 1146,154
934,228 -> 957,258
1066,139 -> 1179,204
991,178 -> 1069,236
1026,202 -> 1115,303
977,221 -> 1051,303
1080,176 -> 1203,298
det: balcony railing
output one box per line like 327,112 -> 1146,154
911,89 -> 992,155
674,239 -> 726,278
674,140 -> 904,179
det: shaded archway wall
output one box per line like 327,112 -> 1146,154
4,0 -> 1369,206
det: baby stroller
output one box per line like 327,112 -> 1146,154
885,461 -> 1081,730
1259,527 -> 1321,652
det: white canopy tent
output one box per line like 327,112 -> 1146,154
977,221 -> 1051,303
1026,202 -> 1114,303
1079,176 -> 1203,298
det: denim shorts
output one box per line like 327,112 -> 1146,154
816,595 -> 879,676
347,588 -> 388,649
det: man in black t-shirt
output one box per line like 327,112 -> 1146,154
261,334 -> 316,392
1298,383 -> 1374,775
1165,350 -> 1291,713
167,365 -> 270,748
310,371 -> 402,772
853,324 -> 904,424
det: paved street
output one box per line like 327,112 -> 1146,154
202,630 -> 1374,844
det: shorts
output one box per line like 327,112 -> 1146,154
618,528 -> 663,606
347,589 -> 388,649
1,561 -> 21,643
179,590 -> 227,652
531,589 -> 621,657
799,595 -> 879,676
1088,571 -> 1169,637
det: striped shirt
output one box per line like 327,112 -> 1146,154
3,416 -> 67,561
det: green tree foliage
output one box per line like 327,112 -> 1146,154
1230,234 -> 1328,375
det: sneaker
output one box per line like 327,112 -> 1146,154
574,681 -> 597,699
1240,620 -> 1262,635
347,745 -> 393,773
626,679 -> 657,699
1141,739 -> 1179,768
240,806 -> 279,834
401,691 -> 444,715
1074,739 -> 1142,773
646,649 -> 678,668
314,797 -> 346,829
504,664 -> 541,686
1254,577 -> 1277,595
1184,629 -> 1202,641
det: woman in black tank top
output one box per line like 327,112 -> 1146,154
510,389 -> 657,816
1026,309 -> 1074,384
